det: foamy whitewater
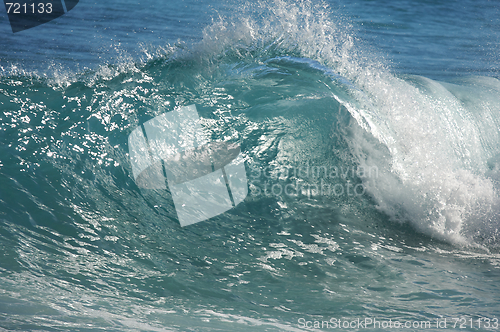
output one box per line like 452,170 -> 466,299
1,0 -> 499,330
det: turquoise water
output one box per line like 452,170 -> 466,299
1,0 -> 500,331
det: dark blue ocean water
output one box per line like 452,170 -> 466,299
1,0 -> 500,331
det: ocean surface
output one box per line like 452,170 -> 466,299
1,0 -> 500,331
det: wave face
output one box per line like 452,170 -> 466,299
1,0 -> 500,330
